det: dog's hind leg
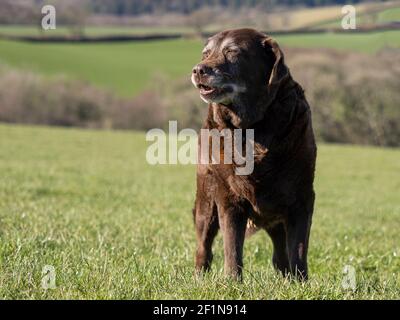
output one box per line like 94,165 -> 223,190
194,200 -> 219,273
286,195 -> 314,281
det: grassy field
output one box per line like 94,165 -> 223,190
0,6 -> 360,37
0,30 -> 399,96
0,124 -> 399,299
277,30 -> 399,52
0,2 -> 391,36
0,25 -> 194,37
379,6 -> 400,22
0,38 -> 202,96
314,5 -> 400,29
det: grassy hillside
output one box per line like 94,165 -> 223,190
0,25 -> 193,37
0,124 -> 399,299
378,6 -> 400,22
0,6 -> 362,37
277,30 -> 399,52
0,2 -> 391,36
0,30 -> 398,96
314,5 -> 400,29
0,39 -> 202,96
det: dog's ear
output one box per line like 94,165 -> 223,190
262,37 -> 289,89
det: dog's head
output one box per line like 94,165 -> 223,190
191,28 -> 289,127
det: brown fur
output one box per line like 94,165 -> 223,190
192,29 -> 316,280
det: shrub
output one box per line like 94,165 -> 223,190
288,47 -> 400,147
0,65 -> 171,130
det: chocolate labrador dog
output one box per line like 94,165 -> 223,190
191,28 -> 316,280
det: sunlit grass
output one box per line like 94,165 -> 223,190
0,124 -> 399,299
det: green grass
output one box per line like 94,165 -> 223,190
0,30 -> 399,97
0,25 -> 194,37
378,6 -> 400,22
0,124 -> 399,299
0,38 -> 202,96
314,6 -> 400,29
277,30 -> 400,52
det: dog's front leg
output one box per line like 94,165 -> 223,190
194,201 -> 219,273
218,202 -> 248,280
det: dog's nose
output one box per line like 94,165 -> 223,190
192,64 -> 210,76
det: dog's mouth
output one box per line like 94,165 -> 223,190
192,73 -> 240,104
197,83 -> 219,96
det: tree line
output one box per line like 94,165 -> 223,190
89,0 -> 386,15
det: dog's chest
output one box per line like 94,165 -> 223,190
213,133 -> 295,214
212,138 -> 279,197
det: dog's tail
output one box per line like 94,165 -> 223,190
245,219 -> 259,238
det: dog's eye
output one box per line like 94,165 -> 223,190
224,48 -> 240,60
202,51 -> 210,59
